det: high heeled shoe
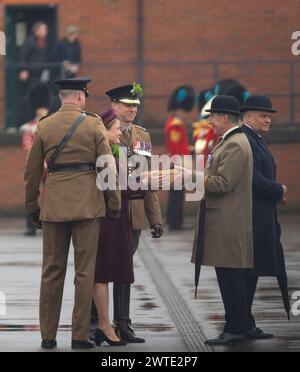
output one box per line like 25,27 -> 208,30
95,328 -> 127,347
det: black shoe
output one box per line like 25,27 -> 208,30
116,326 -> 145,344
71,339 -> 95,349
246,327 -> 274,340
95,328 -> 127,347
205,333 -> 245,346
41,339 -> 57,349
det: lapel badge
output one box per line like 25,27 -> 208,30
207,154 -> 213,169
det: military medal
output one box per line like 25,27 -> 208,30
133,141 -> 152,157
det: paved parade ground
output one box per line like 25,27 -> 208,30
0,215 -> 299,352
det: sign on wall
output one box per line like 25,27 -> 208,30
0,31 -> 6,55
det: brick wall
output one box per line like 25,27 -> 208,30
0,142 -> 299,216
0,0 -> 300,126
0,146 -> 26,214
0,0 -> 300,214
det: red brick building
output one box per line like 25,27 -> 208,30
0,0 -> 300,213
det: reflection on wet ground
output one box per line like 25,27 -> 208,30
0,215 -> 299,352
0,323 -> 173,333
0,219 -> 181,352
149,214 -> 300,352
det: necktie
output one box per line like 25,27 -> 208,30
121,126 -> 131,145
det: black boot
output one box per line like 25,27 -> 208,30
113,283 -> 145,343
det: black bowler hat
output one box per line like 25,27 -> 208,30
105,83 -> 143,105
205,95 -> 241,116
54,77 -> 92,97
240,95 -> 277,113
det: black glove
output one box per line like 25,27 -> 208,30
106,208 -> 121,220
151,224 -> 163,239
29,209 -> 42,230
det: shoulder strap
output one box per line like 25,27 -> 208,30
48,113 -> 87,170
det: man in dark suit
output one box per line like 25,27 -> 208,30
241,95 -> 289,340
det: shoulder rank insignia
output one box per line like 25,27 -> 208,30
134,124 -> 147,132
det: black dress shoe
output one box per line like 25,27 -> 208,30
71,339 -> 95,349
246,327 -> 274,340
41,340 -> 57,349
205,333 -> 245,346
95,328 -> 127,347
116,327 -> 145,344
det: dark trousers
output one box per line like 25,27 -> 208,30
26,215 -> 36,234
167,190 -> 184,229
244,274 -> 259,329
215,268 -> 258,335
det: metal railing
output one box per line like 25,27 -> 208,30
2,60 -> 300,128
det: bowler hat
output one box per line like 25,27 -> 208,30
205,95 -> 241,116
240,95 -> 277,113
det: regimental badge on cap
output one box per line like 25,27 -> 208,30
105,83 -> 143,105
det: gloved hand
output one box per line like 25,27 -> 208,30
151,224 -> 163,239
29,209 -> 42,230
106,208 -> 121,220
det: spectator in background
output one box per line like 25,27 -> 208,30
18,22 -> 49,126
21,84 -> 50,236
164,85 -> 195,231
53,26 -> 82,78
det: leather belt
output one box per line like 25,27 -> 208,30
48,163 -> 95,173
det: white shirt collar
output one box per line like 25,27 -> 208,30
244,123 -> 262,138
222,126 -> 240,140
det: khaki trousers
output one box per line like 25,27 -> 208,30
40,219 -> 99,341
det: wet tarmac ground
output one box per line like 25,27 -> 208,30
0,215 -> 299,352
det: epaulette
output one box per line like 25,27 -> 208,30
134,124 -> 148,132
84,111 -> 100,119
171,118 -> 184,126
39,112 -> 54,122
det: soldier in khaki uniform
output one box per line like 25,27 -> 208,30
24,78 -> 121,350
106,84 -> 163,343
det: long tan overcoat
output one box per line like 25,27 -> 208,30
192,129 -> 254,269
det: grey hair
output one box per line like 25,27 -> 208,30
218,113 -> 240,124
59,90 -> 82,100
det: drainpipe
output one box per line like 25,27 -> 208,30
136,0 -> 144,122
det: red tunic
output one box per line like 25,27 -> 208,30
192,118 -> 219,163
164,116 -> 190,156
